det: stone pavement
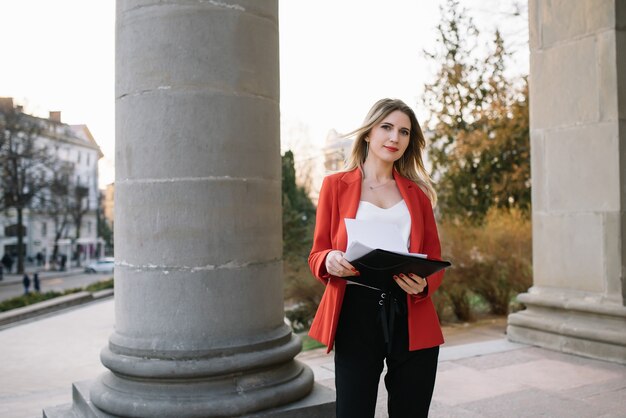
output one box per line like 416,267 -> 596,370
0,299 -> 624,418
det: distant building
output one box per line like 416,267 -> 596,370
323,129 -> 353,173
323,127 -> 435,174
317,127 -> 434,206
0,98 -> 104,268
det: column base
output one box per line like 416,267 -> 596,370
507,287 -> 626,365
43,378 -> 335,418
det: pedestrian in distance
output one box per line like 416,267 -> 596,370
23,273 -> 31,295
2,253 -> 13,274
33,272 -> 40,292
308,98 -> 445,417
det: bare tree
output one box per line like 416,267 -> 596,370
0,102 -> 53,273
39,162 -> 73,269
68,178 -> 90,266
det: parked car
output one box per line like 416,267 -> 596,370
85,257 -> 115,273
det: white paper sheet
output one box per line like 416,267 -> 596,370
344,219 -> 406,261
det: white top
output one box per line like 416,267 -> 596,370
355,200 -> 411,251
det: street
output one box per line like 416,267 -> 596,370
0,272 -> 112,301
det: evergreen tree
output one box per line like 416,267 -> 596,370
281,150 -> 321,331
281,150 -> 315,259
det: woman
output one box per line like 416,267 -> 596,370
308,98 -> 444,417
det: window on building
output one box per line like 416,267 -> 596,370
5,224 -> 26,237
41,222 -> 47,237
87,153 -> 90,166
87,221 -> 92,235
77,151 -> 81,164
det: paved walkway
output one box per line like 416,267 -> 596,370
0,299 -> 624,418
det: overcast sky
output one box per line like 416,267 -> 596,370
0,0 -> 528,188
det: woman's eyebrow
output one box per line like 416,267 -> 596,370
380,121 -> 411,132
382,122 -> 410,131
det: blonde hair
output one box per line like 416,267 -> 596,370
344,98 -> 437,205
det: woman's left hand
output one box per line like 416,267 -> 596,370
393,273 -> 427,295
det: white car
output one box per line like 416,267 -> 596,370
85,257 -> 115,273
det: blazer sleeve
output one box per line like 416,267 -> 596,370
308,176 -> 334,285
412,191 -> 444,301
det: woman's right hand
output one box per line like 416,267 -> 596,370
325,250 -> 360,277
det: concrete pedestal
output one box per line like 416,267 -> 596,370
508,0 -> 626,364
44,380 -> 335,418
508,287 -> 626,364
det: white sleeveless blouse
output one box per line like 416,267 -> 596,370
355,200 -> 411,251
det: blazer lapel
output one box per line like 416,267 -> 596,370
337,169 -> 362,250
338,169 -> 362,217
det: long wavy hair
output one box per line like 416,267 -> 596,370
344,98 -> 437,205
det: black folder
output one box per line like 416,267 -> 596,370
348,248 -> 451,290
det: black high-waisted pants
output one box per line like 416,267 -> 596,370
334,284 -> 439,418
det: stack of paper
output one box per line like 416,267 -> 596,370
344,218 -> 426,261
342,219 -> 451,289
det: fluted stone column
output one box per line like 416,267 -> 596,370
72,1 -> 330,416
508,0 -> 626,364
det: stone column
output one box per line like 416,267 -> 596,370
82,1 -> 323,416
508,0 -> 626,364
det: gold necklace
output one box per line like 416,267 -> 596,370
368,179 -> 392,190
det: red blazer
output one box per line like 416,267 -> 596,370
308,168 -> 445,353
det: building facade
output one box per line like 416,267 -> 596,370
323,128 -> 352,173
0,99 -> 104,270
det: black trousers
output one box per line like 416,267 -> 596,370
334,284 -> 439,418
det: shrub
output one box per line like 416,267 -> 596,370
0,279 -> 115,313
471,208 -> 532,314
284,255 -> 323,332
85,278 -> 114,292
299,333 -> 325,351
439,208 -> 532,319
438,219 -> 478,321
0,291 -> 65,312
431,290 -> 454,323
